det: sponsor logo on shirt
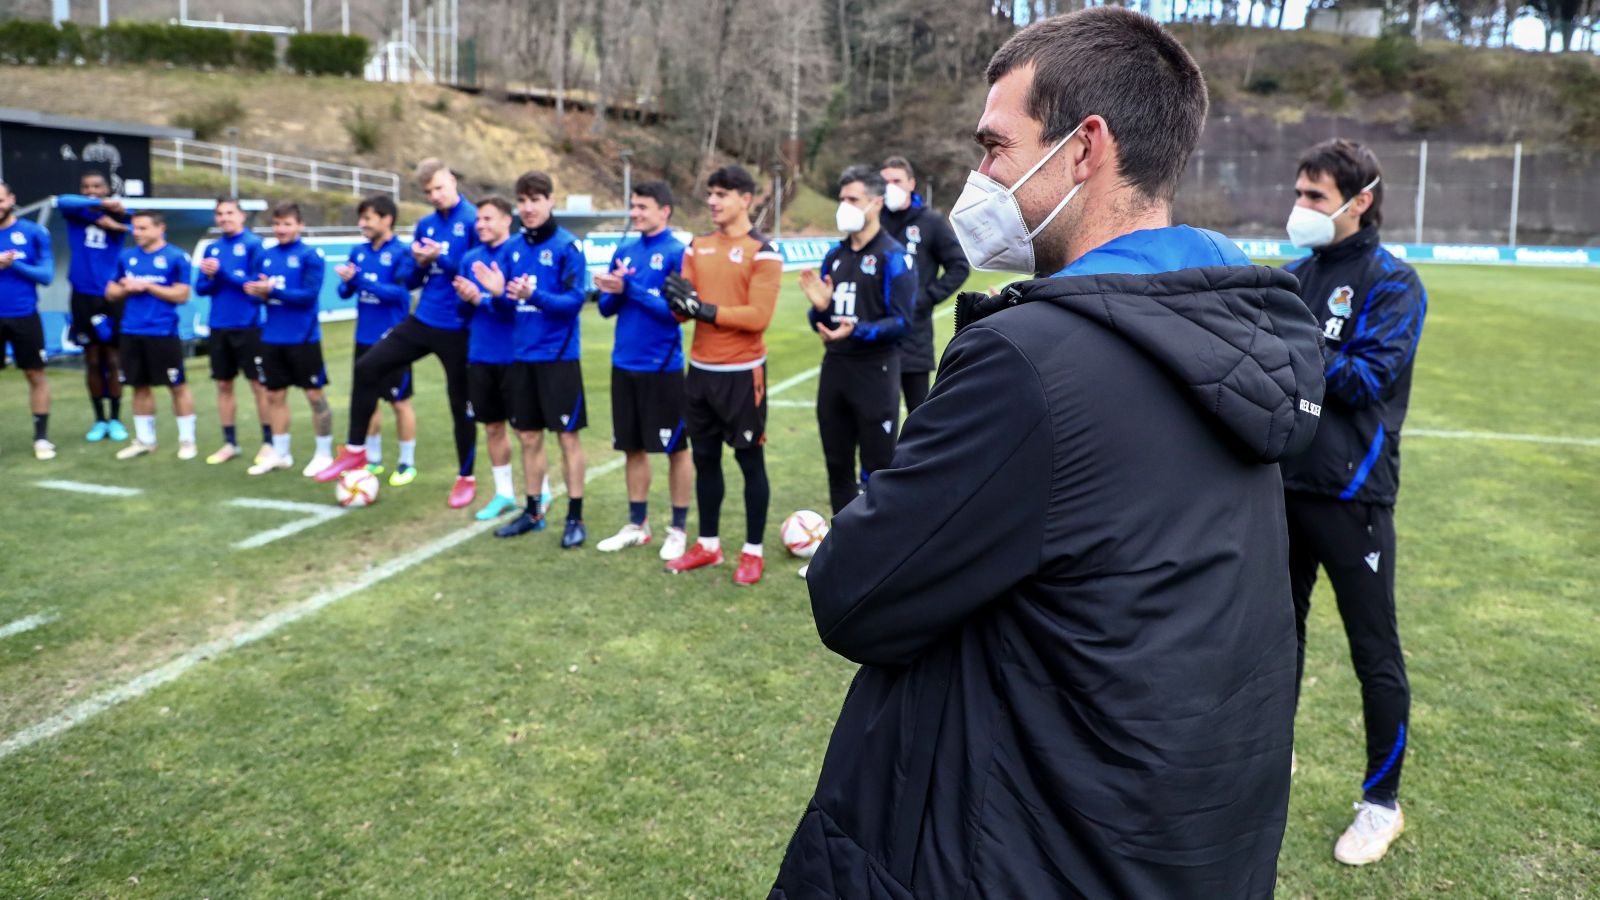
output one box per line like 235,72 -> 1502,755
1328,285 -> 1354,317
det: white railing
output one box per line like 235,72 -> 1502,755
152,138 -> 402,200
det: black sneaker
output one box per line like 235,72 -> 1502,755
561,518 -> 587,548
494,510 -> 547,538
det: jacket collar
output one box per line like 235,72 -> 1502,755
1312,224 -> 1381,264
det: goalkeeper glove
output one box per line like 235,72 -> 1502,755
665,273 -> 718,323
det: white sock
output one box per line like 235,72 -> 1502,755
742,543 -> 764,558
175,414 -> 196,444
365,435 -> 383,465
399,440 -> 416,467
314,434 -> 333,459
134,415 -> 157,446
492,464 -> 514,498
273,433 -> 291,458
541,474 -> 551,497
699,536 -> 720,553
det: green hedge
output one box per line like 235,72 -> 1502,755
0,20 -> 278,70
286,33 -> 368,76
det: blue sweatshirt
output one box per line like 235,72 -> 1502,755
114,243 -> 191,337
0,218 -> 55,317
54,195 -> 126,297
458,237 -> 521,365
338,236 -> 415,346
506,226 -> 587,363
597,229 -> 686,372
407,198 -> 480,331
256,238 -> 326,346
195,230 -> 265,330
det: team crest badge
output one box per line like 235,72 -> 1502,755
907,225 -> 921,243
263,258 -> 272,268
862,254 -> 877,276
287,255 -> 300,268
650,253 -> 664,271
166,368 -> 181,383
560,414 -> 571,426
380,252 -> 393,266
10,231 -> 26,245
658,427 -> 673,446
233,243 -> 245,256
513,251 -> 521,263
1328,285 -> 1354,317
153,255 -> 168,269
453,222 -> 466,236
540,249 -> 554,266
729,246 -> 744,264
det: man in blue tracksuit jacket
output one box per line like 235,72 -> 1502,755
593,180 -> 692,558
1279,139 -> 1426,866
337,194 -> 419,485
56,171 -> 130,440
195,197 -> 270,464
244,201 -> 330,476
0,178 -> 57,457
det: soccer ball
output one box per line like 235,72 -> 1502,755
781,510 -> 829,559
336,468 -> 380,508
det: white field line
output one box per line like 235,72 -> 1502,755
1407,428 -> 1600,448
1,363 -> 832,762
227,498 -> 348,550
0,613 -> 59,641
35,480 -> 143,497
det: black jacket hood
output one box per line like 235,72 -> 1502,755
959,265 -> 1325,463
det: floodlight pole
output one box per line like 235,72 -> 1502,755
1413,140 -> 1427,245
620,149 -> 634,209
1509,141 -> 1522,247
226,127 -> 240,198
100,0 -> 109,26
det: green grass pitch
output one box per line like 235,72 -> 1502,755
0,265 -> 1596,897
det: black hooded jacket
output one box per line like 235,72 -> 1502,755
881,199 -> 971,374
771,263 -> 1325,899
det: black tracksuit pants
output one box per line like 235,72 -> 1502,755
1286,490 -> 1410,804
817,352 -> 900,515
347,316 -> 474,477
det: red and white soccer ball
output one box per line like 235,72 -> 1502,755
336,468 -> 380,508
782,510 -> 829,559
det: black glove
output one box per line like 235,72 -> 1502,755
665,273 -> 717,323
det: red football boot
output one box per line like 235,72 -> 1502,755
448,475 -> 477,509
733,552 -> 764,586
313,446 -> 368,483
665,541 -> 724,573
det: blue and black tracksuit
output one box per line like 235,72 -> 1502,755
880,194 -> 970,412
507,223 -> 587,365
256,239 -> 325,346
1280,224 -> 1426,806
809,229 -> 916,514
55,194 -> 127,297
196,230 -> 266,329
597,229 -> 686,373
341,236 -> 416,346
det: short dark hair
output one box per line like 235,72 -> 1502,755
515,171 -> 554,200
1298,139 -> 1384,229
415,158 -> 450,185
707,165 -> 756,196
985,7 -> 1208,204
880,156 -> 915,180
839,165 -> 886,198
132,210 -> 165,226
478,194 -> 515,218
356,194 -> 397,222
214,196 -> 241,211
271,201 -> 302,222
80,170 -> 109,187
632,180 -> 674,213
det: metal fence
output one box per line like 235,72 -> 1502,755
1175,140 -> 1600,247
152,138 -> 403,200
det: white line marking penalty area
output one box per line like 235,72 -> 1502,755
0,612 -> 59,641
227,498 -> 348,550
34,480 -> 143,497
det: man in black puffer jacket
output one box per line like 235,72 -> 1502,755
771,9 -> 1326,899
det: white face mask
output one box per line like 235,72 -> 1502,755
884,183 -> 911,212
1286,176 -> 1380,248
836,201 -> 868,234
949,123 -> 1085,274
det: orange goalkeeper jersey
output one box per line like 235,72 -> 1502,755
681,227 -> 783,370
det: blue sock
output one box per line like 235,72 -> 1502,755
261,423 -> 273,444
629,500 -> 648,526
223,424 -> 237,446
671,505 -> 688,530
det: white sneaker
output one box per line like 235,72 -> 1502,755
116,440 -> 156,460
798,563 -> 809,579
177,441 -> 198,460
252,444 -> 272,466
1334,801 -> 1404,866
206,443 -> 240,465
659,526 -> 689,561
33,439 -> 57,460
597,522 -> 652,552
302,454 -> 334,478
247,448 -> 293,475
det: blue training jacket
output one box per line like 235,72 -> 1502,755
195,230 -> 265,330
459,237 -> 521,366
0,218 -> 54,317
597,228 -> 687,372
339,236 -> 415,346
256,238 -> 326,346
507,225 -> 586,363
114,243 -> 191,337
408,198 -> 480,331
54,195 -> 126,297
